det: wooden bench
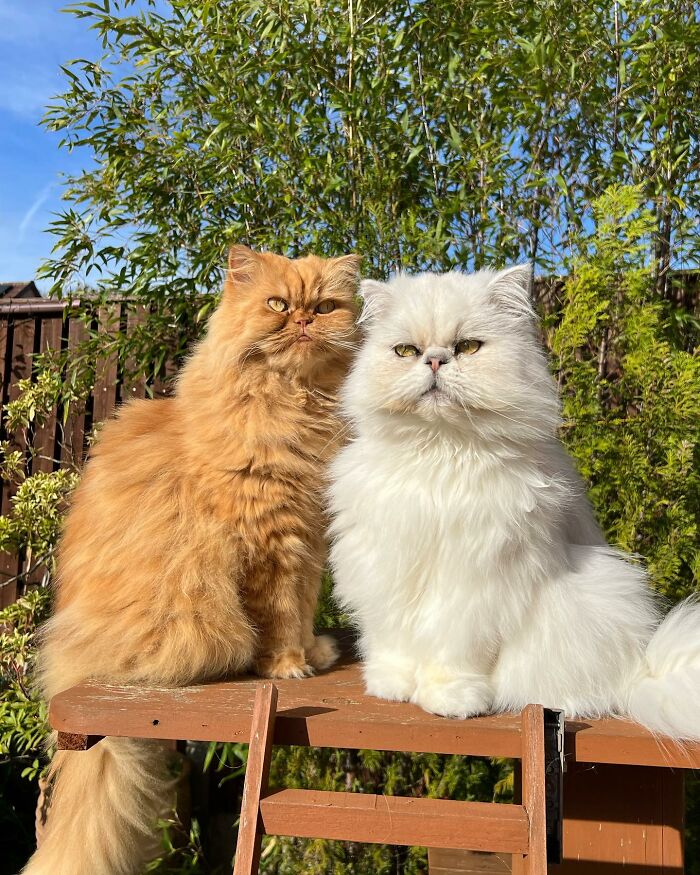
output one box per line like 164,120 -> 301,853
50,632 -> 700,873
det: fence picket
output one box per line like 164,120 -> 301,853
91,305 -> 120,427
58,315 -> 90,468
123,304 -> 149,401
32,317 -> 64,475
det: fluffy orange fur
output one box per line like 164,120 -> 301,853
24,247 -> 360,875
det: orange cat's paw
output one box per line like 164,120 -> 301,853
306,634 -> 339,671
256,649 -> 313,680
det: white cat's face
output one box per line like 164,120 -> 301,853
343,267 -> 560,440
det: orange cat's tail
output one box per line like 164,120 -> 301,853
23,736 -> 177,875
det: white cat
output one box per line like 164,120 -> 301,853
328,266 -> 700,738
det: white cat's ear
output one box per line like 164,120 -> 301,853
487,264 -> 535,320
357,278 -> 390,324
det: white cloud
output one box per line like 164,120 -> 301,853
0,72 -> 61,121
18,182 -> 54,242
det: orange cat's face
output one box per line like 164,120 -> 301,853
218,246 -> 360,381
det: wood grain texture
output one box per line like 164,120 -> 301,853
428,848 -> 511,873
549,763 -> 684,874
444,763 -> 686,874
233,682 -> 277,875
0,316 -> 9,428
518,705 -> 547,875
31,316 -> 63,475
49,640 -> 524,758
91,305 -> 120,425
49,635 -> 700,768
0,316 -> 34,603
59,316 -> 89,466
122,304 -> 148,400
259,789 -> 530,853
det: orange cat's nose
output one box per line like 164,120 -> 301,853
294,314 -> 314,328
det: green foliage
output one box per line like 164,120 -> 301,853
0,591 -> 52,874
0,471 -> 79,576
552,185 -> 699,599
0,590 -> 52,775
315,571 -> 351,630
42,0 -> 700,297
146,818 -> 206,874
202,740 -> 248,786
0,368 -> 80,871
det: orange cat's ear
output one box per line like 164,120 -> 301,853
225,245 -> 260,291
324,254 -> 361,296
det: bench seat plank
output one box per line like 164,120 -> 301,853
49,635 -> 700,769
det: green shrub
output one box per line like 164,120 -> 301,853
552,185 -> 699,600
0,590 -> 51,874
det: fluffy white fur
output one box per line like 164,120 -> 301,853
328,267 -> 700,738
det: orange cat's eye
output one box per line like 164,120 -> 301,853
315,300 -> 336,314
267,298 -> 289,313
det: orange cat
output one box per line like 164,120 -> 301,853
24,247 -> 360,875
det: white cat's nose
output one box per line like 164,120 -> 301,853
423,347 -> 452,373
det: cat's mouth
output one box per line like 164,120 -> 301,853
296,334 -> 313,343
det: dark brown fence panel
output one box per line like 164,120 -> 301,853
123,304 -> 148,401
0,301 -> 125,601
152,356 -> 179,400
0,317 -> 8,430
0,313 -> 16,606
0,315 -> 36,605
32,316 -> 64,476
22,316 -> 67,587
58,314 -> 89,468
92,304 -> 120,426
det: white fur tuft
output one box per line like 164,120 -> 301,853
627,598 -> 700,739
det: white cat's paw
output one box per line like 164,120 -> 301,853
363,657 -> 417,703
412,672 -> 492,719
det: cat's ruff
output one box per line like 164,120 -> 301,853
329,267 -> 700,739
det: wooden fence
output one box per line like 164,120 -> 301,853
0,298 -> 176,606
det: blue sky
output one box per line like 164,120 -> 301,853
0,1 -> 98,290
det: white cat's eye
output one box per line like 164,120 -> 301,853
394,344 -> 421,357
315,300 -> 336,314
455,339 -> 482,356
267,298 -> 289,313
